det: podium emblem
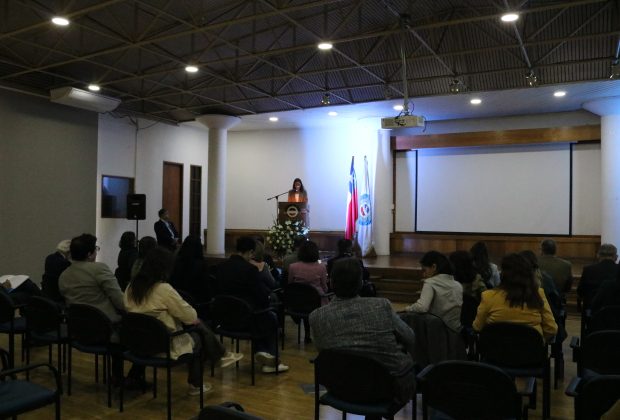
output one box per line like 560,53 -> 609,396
286,205 -> 299,218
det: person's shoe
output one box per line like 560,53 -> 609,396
220,351 -> 244,368
254,351 -> 276,367
187,382 -> 213,396
261,363 -> 289,374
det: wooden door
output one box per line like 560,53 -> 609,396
163,162 -> 183,238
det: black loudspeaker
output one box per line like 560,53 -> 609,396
126,194 -> 146,220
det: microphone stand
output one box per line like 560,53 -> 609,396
267,191 -> 289,219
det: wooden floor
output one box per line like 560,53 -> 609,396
3,305 -> 582,420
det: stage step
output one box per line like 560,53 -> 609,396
373,277 -> 422,303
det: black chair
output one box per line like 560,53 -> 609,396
313,349 -> 415,420
282,282 -> 325,347
478,322 -> 551,419
459,293 -> 480,360
119,312 -> 204,420
23,296 -> 68,380
587,305 -> 620,333
417,360 -> 530,420
208,295 -> 280,386
565,374 -> 620,420
0,291 -> 26,368
199,401 -> 264,419
66,304 -> 115,407
0,347 -> 61,419
570,330 -> 620,378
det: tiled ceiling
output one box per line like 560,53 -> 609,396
0,0 -> 618,124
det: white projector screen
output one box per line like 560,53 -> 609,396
414,144 -> 571,234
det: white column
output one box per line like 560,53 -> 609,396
374,128 -> 393,255
195,115 -> 240,255
583,97 -> 620,245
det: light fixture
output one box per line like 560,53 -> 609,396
449,79 -> 467,94
501,13 -> 519,22
525,70 -> 538,87
610,60 -> 620,79
470,98 -> 482,105
88,84 -> 100,92
321,93 -> 331,106
269,116 -> 278,122
393,104 -> 404,111
51,16 -> 69,26
318,42 -> 333,50
328,111 -> 338,116
185,65 -> 198,73
553,91 -> 566,97
50,87 -> 120,113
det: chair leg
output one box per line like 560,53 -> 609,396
95,354 -> 99,383
166,366 -> 172,420
297,322 -> 301,345
67,346 -> 72,396
543,369 -> 551,419
55,394 -> 61,420
251,339 -> 255,386
119,360 -> 124,413
153,367 -> 158,398
281,315 -> 286,350
106,354 -> 112,408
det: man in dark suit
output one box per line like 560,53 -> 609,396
216,236 -> 288,373
42,239 -> 71,302
578,243 -> 618,310
538,238 -> 573,297
154,208 -> 179,251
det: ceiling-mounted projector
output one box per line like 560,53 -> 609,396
50,87 -> 121,113
381,114 -> 425,129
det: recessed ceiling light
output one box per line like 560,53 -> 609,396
501,13 -> 519,22
51,17 -> 70,26
185,65 -> 198,73
318,42 -> 333,50
393,105 -> 404,111
328,111 -> 338,116
88,84 -> 100,92
470,98 -> 482,105
554,91 -> 566,97
269,116 -> 278,122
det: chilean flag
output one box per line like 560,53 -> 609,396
345,156 -> 358,240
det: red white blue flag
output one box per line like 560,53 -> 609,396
345,156 -> 358,240
357,156 -> 375,256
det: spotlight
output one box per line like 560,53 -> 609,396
51,16 -> 69,26
610,60 -> 620,79
185,65 -> 198,73
393,104 -> 404,111
525,70 -> 538,87
321,93 -> 331,106
318,42 -> 333,50
88,84 -> 101,92
449,79 -> 467,94
501,13 -> 519,22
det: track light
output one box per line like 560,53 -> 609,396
321,93 -> 331,106
449,79 -> 467,94
525,70 -> 539,87
610,60 -> 620,79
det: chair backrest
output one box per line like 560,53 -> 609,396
23,296 -> 62,334
314,349 -> 395,404
67,304 -> 113,345
460,293 -> 479,328
120,312 -> 171,357
478,322 -> 547,369
0,347 -> 9,370
581,330 -> 620,375
209,295 -> 253,331
283,282 -> 322,315
0,292 -> 16,324
575,375 -> 620,420
418,360 -> 520,420
588,305 -> 620,333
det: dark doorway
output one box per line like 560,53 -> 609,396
163,162 -> 183,237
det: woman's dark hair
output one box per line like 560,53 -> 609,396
170,236 -> 204,284
291,177 -> 305,192
499,253 -> 543,309
449,251 -> 476,284
336,238 -> 353,256
298,240 -> 320,263
119,231 -> 136,250
470,241 -> 493,283
419,251 -> 453,275
128,247 -> 174,305
519,250 -> 539,270
331,258 -> 362,298
137,236 -> 157,258
236,236 -> 256,253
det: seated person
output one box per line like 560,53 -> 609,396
1,275 -> 43,305
169,235 -> 212,303
327,238 -> 375,297
473,253 -> 558,342
470,241 -> 500,288
130,236 -> 157,282
124,246 -> 242,396
309,258 -> 416,407
42,239 -> 71,302
590,265 -> 620,313
115,231 -> 138,291
578,243 -> 617,311
449,250 -> 487,301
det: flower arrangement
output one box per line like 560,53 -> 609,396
267,220 -> 309,257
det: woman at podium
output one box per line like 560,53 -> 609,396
287,178 -> 308,203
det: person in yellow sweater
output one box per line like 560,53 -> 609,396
473,253 -> 558,342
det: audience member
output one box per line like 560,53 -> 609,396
470,241 -> 500,288
403,251 -> 462,332
169,236 -> 212,302
115,231 -> 138,291
309,258 -> 416,407
254,235 -> 281,287
282,237 -> 306,284
250,240 -> 278,292
154,208 -> 179,251
327,238 -> 375,296
42,239 -> 71,302
590,264 -> 620,313
449,250 -> 487,301
473,253 -> 558,342
578,243 -> 617,311
130,236 -> 157,282
538,238 -> 573,297
216,236 -> 288,373
125,246 -> 242,396
1,275 -> 43,305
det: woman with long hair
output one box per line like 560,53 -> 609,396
115,231 -> 138,290
470,241 -> 500,288
449,250 -> 487,301
473,253 -> 557,341
287,177 -> 308,203
169,235 -> 212,302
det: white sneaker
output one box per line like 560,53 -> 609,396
220,351 -> 244,368
187,382 -> 213,396
262,363 -> 289,374
254,352 -> 276,367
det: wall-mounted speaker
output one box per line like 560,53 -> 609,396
126,194 -> 146,220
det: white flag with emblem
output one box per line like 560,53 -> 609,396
357,156 -> 375,257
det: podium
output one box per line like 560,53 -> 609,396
278,202 -> 309,226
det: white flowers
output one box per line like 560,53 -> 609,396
267,220 -> 309,256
